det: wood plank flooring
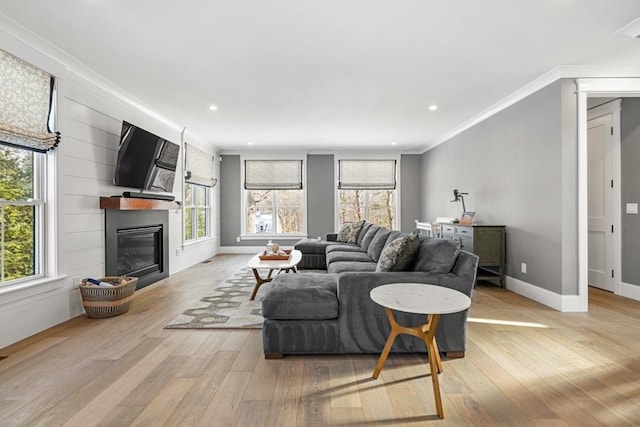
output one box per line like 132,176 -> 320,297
0,254 -> 638,426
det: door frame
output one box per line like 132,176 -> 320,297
577,78 -> 640,311
587,99 -> 621,294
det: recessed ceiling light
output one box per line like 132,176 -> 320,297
429,105 -> 438,111
208,105 -> 218,111
391,142 -> 397,146
248,142 -> 254,146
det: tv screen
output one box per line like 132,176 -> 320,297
114,121 -> 179,193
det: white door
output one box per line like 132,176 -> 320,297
587,113 -> 614,292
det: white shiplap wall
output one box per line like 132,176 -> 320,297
0,25 -> 219,349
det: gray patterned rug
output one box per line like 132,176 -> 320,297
164,268 -> 264,329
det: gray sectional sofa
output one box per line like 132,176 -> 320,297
261,221 -> 479,358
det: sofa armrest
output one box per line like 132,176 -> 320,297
336,267 -> 477,354
326,233 -> 338,242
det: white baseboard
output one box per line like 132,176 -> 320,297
505,276 -> 585,312
219,246 -> 266,254
620,282 -> 640,301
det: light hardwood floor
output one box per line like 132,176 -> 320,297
1,254 -> 638,426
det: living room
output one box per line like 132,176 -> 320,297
0,2 -> 639,425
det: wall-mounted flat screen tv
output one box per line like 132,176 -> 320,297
114,121 -> 179,193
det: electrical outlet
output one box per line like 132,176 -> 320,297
236,236 -> 241,242
521,263 -> 527,274
626,203 -> 638,214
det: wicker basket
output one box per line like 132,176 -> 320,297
79,276 -> 138,319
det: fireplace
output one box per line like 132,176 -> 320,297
105,210 -> 169,289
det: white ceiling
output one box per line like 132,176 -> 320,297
1,1 -> 639,152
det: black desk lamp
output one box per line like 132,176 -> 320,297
451,189 -> 468,214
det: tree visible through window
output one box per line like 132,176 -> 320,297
338,189 -> 395,229
244,159 -> 304,236
246,189 -> 303,235
337,159 -> 397,229
184,182 -> 210,241
0,145 -> 41,282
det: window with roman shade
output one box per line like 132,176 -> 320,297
338,159 -> 396,190
185,143 -> 216,187
0,49 -> 60,152
244,160 -> 303,190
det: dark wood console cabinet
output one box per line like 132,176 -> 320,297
444,224 -> 505,287
417,222 -> 506,288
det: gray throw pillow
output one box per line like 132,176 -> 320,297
413,238 -> 460,273
376,231 -> 420,272
337,220 -> 365,243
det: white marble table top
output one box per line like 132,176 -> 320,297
370,283 -> 471,315
247,249 -> 302,270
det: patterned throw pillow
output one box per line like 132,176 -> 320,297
376,231 -> 421,272
337,220 -> 365,243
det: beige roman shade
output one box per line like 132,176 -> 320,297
338,159 -> 396,190
244,160 -> 303,190
185,143 -> 216,187
0,49 -> 60,152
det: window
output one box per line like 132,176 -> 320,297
0,49 -> 58,285
0,146 -> 44,283
183,144 -> 215,243
244,159 -> 305,237
337,159 -> 397,229
184,182 -> 210,241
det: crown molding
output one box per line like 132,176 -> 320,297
420,65 -> 640,153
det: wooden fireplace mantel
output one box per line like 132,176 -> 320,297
100,196 -> 181,211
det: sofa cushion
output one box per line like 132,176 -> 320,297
328,261 -> 377,274
326,243 -> 364,254
376,231 -> 421,272
385,230 -> 405,247
327,250 -> 373,264
367,229 -> 392,262
359,224 -> 382,250
355,222 -> 372,245
294,238 -> 334,255
262,273 -> 339,320
413,238 -> 460,273
337,220 -> 365,243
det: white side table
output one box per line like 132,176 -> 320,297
246,249 -> 302,300
369,283 -> 471,419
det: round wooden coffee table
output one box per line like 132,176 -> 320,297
370,283 -> 471,419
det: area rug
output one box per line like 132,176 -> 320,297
164,268 -> 264,329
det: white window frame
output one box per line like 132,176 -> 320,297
0,148 -> 47,287
183,181 -> 212,244
334,154 -> 401,231
241,154 -> 307,240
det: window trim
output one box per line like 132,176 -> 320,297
183,182 -> 212,244
334,154 -> 401,231
0,148 -> 47,287
240,154 -> 307,239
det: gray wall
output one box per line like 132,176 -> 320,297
400,154 -> 422,233
307,155 -> 335,239
219,154 -> 335,247
219,155 -> 244,247
220,153 -> 420,247
621,98 -> 640,286
420,80 -> 571,294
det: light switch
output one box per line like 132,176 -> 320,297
627,203 -> 638,214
